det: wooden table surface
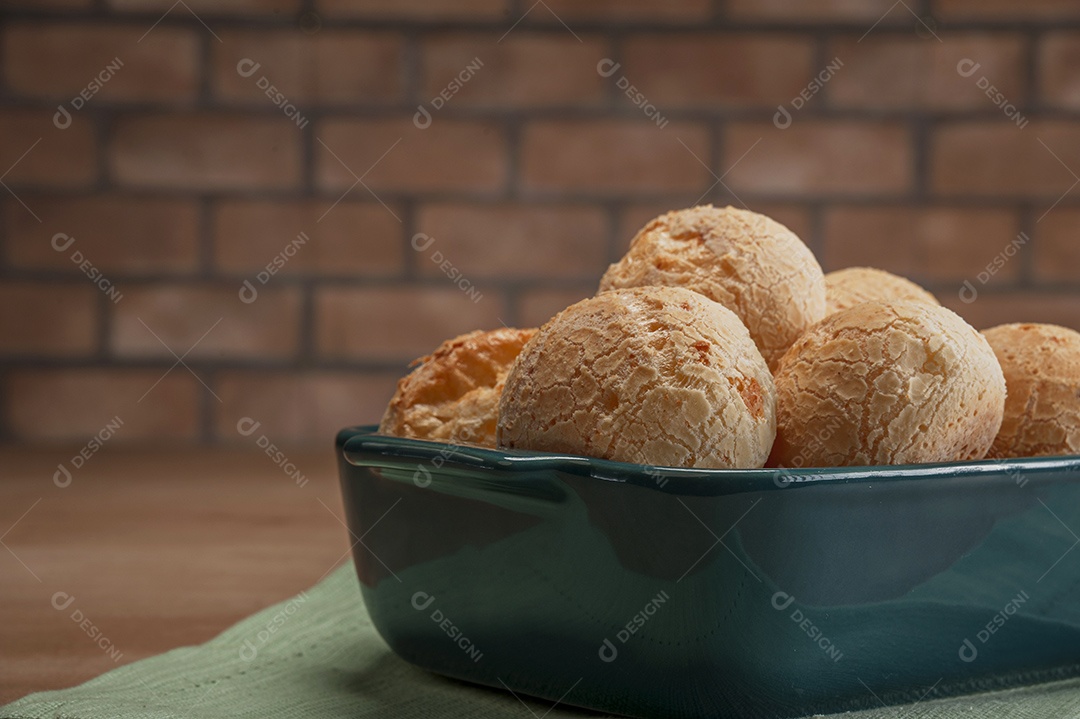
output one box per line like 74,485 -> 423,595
0,447 -> 351,705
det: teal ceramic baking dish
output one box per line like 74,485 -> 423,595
336,424 -> 1080,718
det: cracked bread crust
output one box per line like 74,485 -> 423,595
770,301 -> 1006,468
379,327 -> 536,447
598,204 -> 826,368
984,323 -> 1080,459
825,267 -> 939,317
496,286 -> 776,469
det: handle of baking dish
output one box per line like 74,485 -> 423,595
342,434 -> 585,507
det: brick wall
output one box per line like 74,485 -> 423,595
2,0 -> 1079,446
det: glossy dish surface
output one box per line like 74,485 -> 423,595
336,425 -> 1080,719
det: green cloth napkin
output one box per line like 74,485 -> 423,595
4,564 -> 1080,719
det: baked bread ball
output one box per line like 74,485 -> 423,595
380,327 -> 536,447
598,205 -> 825,368
983,323 -> 1080,459
825,267 -> 939,317
770,301 -> 1006,468
497,286 -> 776,469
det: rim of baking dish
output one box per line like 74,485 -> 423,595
338,425 -> 1080,497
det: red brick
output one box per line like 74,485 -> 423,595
822,207 -> 1022,283
0,283 -> 97,356
316,118 -> 506,193
724,121 -> 912,196
534,0 -> 709,21
315,286 -> 505,361
318,0 -> 505,19
421,34 -> 607,108
728,0 -> 905,21
941,293 -> 1080,332
937,0 -> 1080,20
415,203 -> 608,279
1034,207 -> 1080,283
931,123 -> 1079,198
108,0 -> 298,14
5,196 -> 199,273
518,286 -> 593,328
111,114 -> 301,191
212,30 -> 403,105
521,120 -> 710,194
3,23 -> 198,102
617,201 -> 812,250
829,34 -> 1026,109
621,35 -> 814,107
6,370 -> 199,442
1039,33 -> 1080,110
0,111 -> 96,188
213,200 -> 404,277
111,285 -> 302,360
215,371 -> 401,443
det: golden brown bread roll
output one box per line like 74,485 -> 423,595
770,301 -> 1006,468
984,323 -> 1080,459
598,205 -> 825,368
825,267 -> 939,317
497,286 -> 776,469
379,327 -> 536,447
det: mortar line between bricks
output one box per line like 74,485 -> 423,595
300,113 -> 316,198
604,200 -> 622,264
298,279 -> 316,366
712,0 -> 727,23
1023,29 -> 1041,112
0,269 -> 659,291
197,31 -> 212,106
401,198 -> 418,279
711,121 -> 725,206
808,201 -> 826,262
199,367 -> 217,444
3,192 -> 1078,214
1018,204 -> 1036,289
0,357 -> 417,372
403,28 -> 421,106
7,11 -> 1080,33
912,117 -> 930,201
502,285 -> 521,329
94,112 -> 112,191
0,367 -> 8,444
604,31 -> 622,108
3,99 -> 1073,120
505,118 -> 521,200
95,282 -> 111,361
197,193 -> 213,274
